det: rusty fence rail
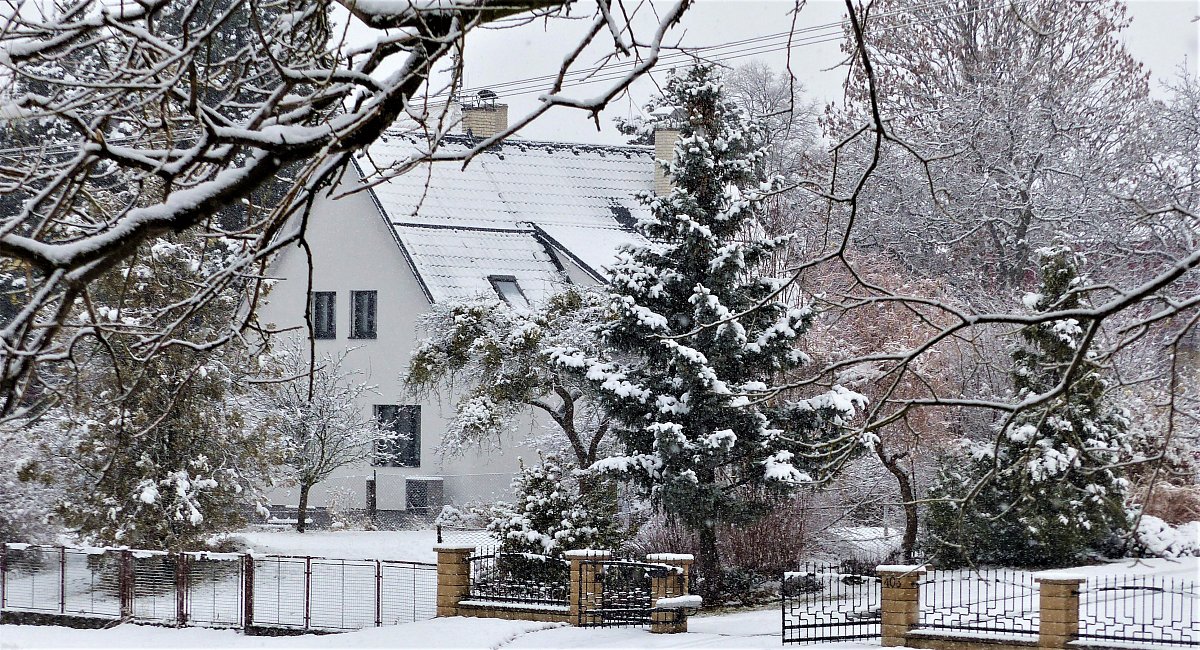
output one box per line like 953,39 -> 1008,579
0,543 -> 435,632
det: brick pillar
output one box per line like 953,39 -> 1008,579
435,545 -> 475,617
565,549 -> 610,626
654,128 -> 679,197
1036,574 -> 1084,649
647,553 -> 694,634
878,565 -> 926,647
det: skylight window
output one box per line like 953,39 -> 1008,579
489,275 -> 529,309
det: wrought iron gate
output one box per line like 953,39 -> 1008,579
782,562 -> 882,644
576,558 -> 685,628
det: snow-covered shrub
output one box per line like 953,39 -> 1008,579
434,505 -> 485,529
1132,515 -> 1200,558
488,454 -> 625,557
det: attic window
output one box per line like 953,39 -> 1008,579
608,202 -> 637,231
489,275 -> 529,309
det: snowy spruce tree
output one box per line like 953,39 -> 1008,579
927,247 -> 1132,567
488,453 -> 625,556
559,66 -> 866,597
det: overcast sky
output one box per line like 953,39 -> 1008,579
384,0 -> 1200,145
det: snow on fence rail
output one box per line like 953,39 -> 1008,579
1079,574 -> 1199,646
0,543 -> 435,632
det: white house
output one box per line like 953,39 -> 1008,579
259,102 -> 668,523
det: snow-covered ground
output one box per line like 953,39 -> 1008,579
0,609 -> 854,649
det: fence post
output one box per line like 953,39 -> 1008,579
435,545 -> 474,617
119,550 -> 134,619
878,564 -> 925,647
1035,573 -> 1084,650
1,544 -> 7,610
375,559 -> 382,627
304,556 -> 312,629
647,553 -> 694,634
242,553 -> 254,630
565,549 -> 609,627
59,546 -> 65,614
175,553 -> 189,627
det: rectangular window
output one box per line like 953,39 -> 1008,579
374,405 -> 420,468
488,275 -> 529,309
350,290 -> 378,339
310,291 -> 336,339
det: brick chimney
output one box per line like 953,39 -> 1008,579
461,89 -> 508,138
653,127 -> 680,197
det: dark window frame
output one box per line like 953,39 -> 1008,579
310,291 -> 336,340
373,404 -> 421,468
350,290 -> 378,340
488,275 -> 530,308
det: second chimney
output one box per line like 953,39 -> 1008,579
654,127 -> 680,197
462,90 -> 508,138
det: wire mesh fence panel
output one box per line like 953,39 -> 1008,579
918,568 -> 1039,636
1079,575 -> 1198,646
439,473 -> 516,508
185,554 -> 243,628
252,556 -> 308,628
61,548 -> 120,619
2,545 -> 63,612
467,552 -> 571,607
380,561 -> 437,625
781,562 -> 881,643
308,559 -> 377,630
131,553 -> 177,623
436,527 -> 498,550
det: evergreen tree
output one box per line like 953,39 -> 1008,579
566,66 -> 865,597
18,231 -> 281,550
926,247 -> 1133,567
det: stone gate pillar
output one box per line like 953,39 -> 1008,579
1035,573 -> 1085,649
565,549 -> 610,626
435,545 -> 475,617
878,564 -> 926,647
647,553 -> 695,634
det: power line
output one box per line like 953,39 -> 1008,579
452,0 -> 1029,101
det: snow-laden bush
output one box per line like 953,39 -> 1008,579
1132,515 -> 1200,558
434,505 -> 485,529
488,454 -> 624,557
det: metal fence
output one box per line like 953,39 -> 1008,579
917,568 -> 1040,636
0,543 -> 435,632
782,561 -> 881,644
577,557 -> 686,629
465,551 -> 570,608
1079,574 -> 1198,646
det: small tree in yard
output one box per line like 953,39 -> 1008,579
489,453 -> 625,556
407,288 -> 615,474
563,66 -> 866,599
927,247 -> 1134,567
260,340 -> 391,533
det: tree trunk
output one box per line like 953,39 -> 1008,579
696,524 -> 722,602
877,447 -> 918,562
297,483 -> 311,534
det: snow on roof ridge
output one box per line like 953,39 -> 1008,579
375,130 -> 653,155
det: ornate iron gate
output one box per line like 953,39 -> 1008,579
577,558 -> 685,628
782,562 -> 882,644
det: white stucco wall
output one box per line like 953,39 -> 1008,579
258,171 -> 549,512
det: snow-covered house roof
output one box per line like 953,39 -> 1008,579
356,132 -> 654,304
